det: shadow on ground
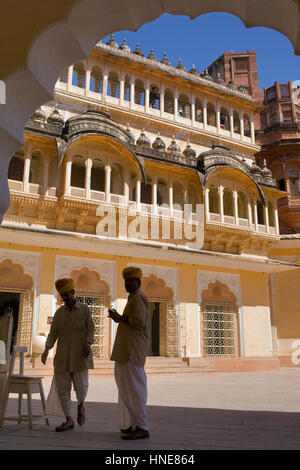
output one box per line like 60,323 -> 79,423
1,398 -> 300,450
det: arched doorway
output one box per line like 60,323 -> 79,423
201,280 -> 240,357
56,266 -> 111,359
142,274 -> 177,357
0,259 -> 34,354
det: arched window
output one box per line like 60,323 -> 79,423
244,114 -> 251,137
233,111 -> 241,134
207,102 -> 216,127
149,84 -> 160,110
223,189 -> 234,216
108,71 -> 120,98
135,79 -> 145,106
173,181 -> 184,210
257,200 -> 265,225
178,94 -> 191,119
111,163 -> 123,195
164,88 -> 174,115
91,159 -> 105,192
29,151 -> 43,185
73,63 -> 86,89
59,68 -> 68,84
90,66 -> 103,93
157,178 -> 168,206
220,107 -> 230,130
268,201 -> 275,227
8,154 -> 24,182
209,186 -> 219,214
71,156 -> 85,188
195,99 -> 203,123
237,191 -> 248,219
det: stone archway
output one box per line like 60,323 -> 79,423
1,0 -> 300,223
142,274 -> 178,357
201,280 -> 240,357
0,258 -> 34,354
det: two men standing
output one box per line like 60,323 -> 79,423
42,266 -> 150,440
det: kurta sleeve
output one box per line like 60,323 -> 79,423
45,314 -> 58,350
85,306 -> 95,345
128,294 -> 147,330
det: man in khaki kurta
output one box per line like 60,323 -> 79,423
41,278 -> 95,432
109,267 -> 151,440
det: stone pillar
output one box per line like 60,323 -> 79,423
145,80 -> 150,113
254,201 -> 258,231
160,86 -> 165,117
85,67 -> 91,95
85,158 -> 92,199
216,104 -> 221,133
119,73 -> 125,105
274,206 -> 280,235
67,65 -> 73,92
123,168 -> 129,204
248,200 -> 253,227
105,165 -> 111,203
219,186 -> 224,223
191,94 -> 196,126
265,204 -> 270,233
65,159 -> 72,196
169,181 -> 173,218
205,187 -> 210,221
240,113 -> 244,141
250,114 -> 255,144
174,90 -> 178,122
130,77 -> 135,109
102,68 -> 108,102
203,99 -> 207,130
233,190 -> 239,225
135,179 -> 141,211
152,175 -> 158,214
230,107 -> 234,137
42,156 -> 50,196
23,155 -> 31,193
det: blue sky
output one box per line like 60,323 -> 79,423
103,12 -> 300,91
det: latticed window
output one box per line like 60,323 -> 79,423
76,294 -> 108,358
202,303 -> 238,357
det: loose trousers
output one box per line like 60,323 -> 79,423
114,353 -> 149,431
55,370 -> 89,417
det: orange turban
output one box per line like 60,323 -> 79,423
122,267 -> 143,280
55,278 -> 75,294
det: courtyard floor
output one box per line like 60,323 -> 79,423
0,368 -> 300,450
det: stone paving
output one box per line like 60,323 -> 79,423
0,368 -> 300,450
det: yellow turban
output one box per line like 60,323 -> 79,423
122,267 -> 143,280
55,278 -> 75,294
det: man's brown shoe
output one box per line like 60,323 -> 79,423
121,427 -> 150,440
120,426 -> 132,434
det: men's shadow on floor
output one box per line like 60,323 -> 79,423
2,399 -> 300,449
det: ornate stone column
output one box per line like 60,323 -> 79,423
65,159 -> 72,196
274,205 -> 280,235
203,98 -> 207,130
254,201 -> 258,231
85,67 -> 91,95
230,106 -> 234,137
152,175 -> 158,214
85,158 -> 92,199
119,72 -> 125,105
67,65 -> 73,92
265,204 -> 270,233
102,66 -> 108,102
240,113 -> 244,141
145,80 -> 150,113
123,168 -> 129,204
219,186 -> 224,223
250,114 -> 255,144
130,76 -> 135,109
169,181 -> 173,218
205,187 -> 210,221
160,86 -> 165,117
174,90 -> 178,122
233,190 -> 239,225
247,200 -> 253,227
105,164 -> 111,203
135,179 -> 141,211
42,155 -> 50,196
191,94 -> 196,127
23,155 -> 31,193
216,104 -> 221,133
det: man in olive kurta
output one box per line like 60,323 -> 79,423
41,278 -> 95,432
109,267 -> 151,440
